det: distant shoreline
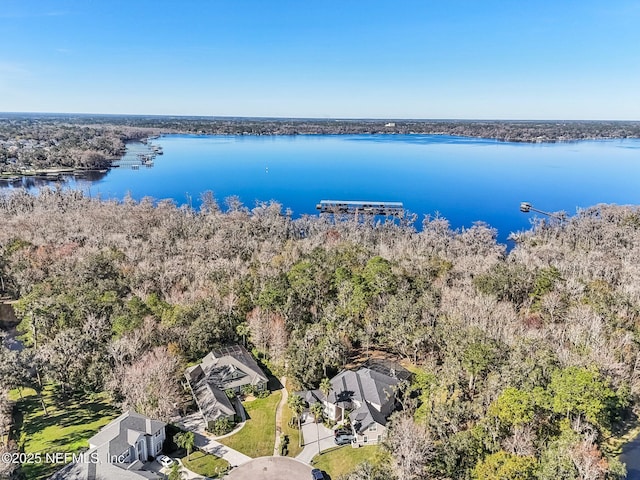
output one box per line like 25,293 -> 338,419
140,118 -> 640,143
2,116 -> 640,177
154,130 -> 640,143
2,112 -> 640,143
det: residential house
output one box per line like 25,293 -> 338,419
185,344 -> 269,428
298,363 -> 409,446
49,410 -> 166,480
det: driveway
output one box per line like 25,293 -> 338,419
144,457 -> 205,480
195,432 -> 252,467
295,418 -> 336,464
225,456 -> 314,480
176,412 -> 252,468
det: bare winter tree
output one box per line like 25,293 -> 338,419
247,307 -> 270,355
569,439 -> 609,480
268,314 -> 288,367
384,413 -> 435,480
108,346 -> 184,422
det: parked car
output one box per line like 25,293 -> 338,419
334,434 -> 355,445
157,455 -> 175,468
334,427 -> 351,437
311,468 -> 325,480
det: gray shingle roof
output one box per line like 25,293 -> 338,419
50,411 -> 166,480
48,457 -> 162,480
328,367 -> 399,408
294,389 -> 322,405
208,344 -> 269,387
350,401 -> 389,434
192,382 -> 236,420
186,344 -> 268,423
88,411 -> 165,457
358,368 -> 398,406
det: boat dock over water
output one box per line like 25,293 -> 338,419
316,200 -> 404,217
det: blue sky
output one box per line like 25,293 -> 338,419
1,0 -> 639,119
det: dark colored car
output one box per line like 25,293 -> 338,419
311,468 -> 325,480
334,428 -> 351,437
334,434 -> 355,445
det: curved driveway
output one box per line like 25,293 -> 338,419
226,456 -> 314,480
296,418 -> 336,464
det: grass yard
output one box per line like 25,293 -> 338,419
219,391 -> 281,458
11,386 -> 120,480
312,445 -> 380,478
280,398 -> 303,457
181,450 -> 229,478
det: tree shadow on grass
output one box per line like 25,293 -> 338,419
21,460 -> 60,480
13,387 -> 119,460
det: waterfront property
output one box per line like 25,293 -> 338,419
185,344 -> 269,427
6,134 -> 640,245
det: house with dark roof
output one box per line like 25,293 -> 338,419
298,364 -> 408,446
185,344 -> 269,428
48,411 -> 166,480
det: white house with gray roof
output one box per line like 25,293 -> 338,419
48,411 -> 166,480
185,344 -> 269,428
298,365 -> 407,446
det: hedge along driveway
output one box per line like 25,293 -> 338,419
280,398 -> 303,457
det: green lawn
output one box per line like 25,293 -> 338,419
11,386 -> 120,480
312,445 -> 380,478
219,391 -> 281,458
181,450 -> 229,478
281,398 -> 303,457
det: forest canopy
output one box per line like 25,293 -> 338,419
1,188 -> 639,479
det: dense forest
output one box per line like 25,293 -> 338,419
1,188 -> 639,479
2,114 -> 640,174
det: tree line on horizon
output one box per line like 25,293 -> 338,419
1,188 -> 639,479
2,115 -> 640,175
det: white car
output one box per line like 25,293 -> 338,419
157,455 -> 175,468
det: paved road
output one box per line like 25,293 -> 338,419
225,456 -> 314,480
296,418 -> 336,464
621,434 -> 640,480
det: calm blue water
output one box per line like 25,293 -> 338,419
5,134 -> 640,244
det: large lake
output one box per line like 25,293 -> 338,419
5,134 -> 640,244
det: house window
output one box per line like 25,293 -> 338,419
137,441 -> 145,462
368,424 -> 377,432
156,443 -> 162,454
363,436 -> 368,443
